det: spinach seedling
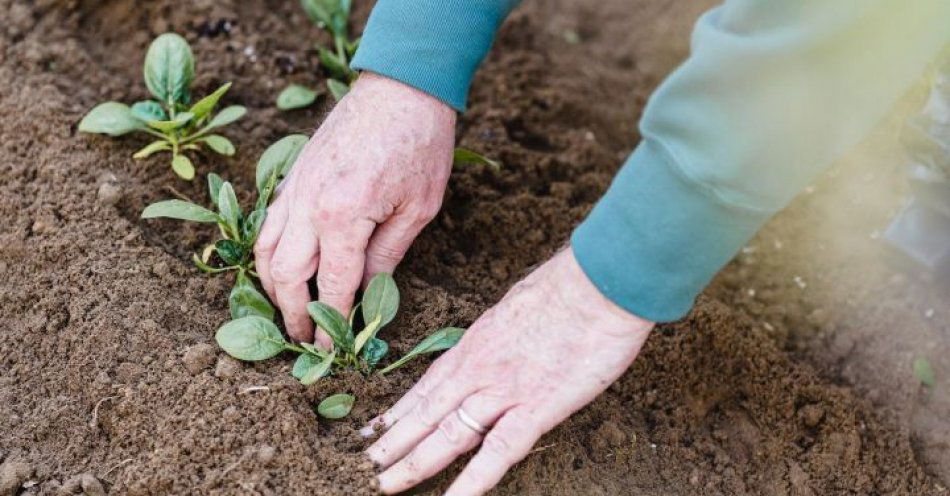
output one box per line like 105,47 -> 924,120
216,272 -> 465,419
317,393 -> 355,419
79,33 -> 246,180
141,134 -> 309,317
277,0 -> 358,109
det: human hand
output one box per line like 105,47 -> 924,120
255,72 -> 457,346
362,248 -> 655,495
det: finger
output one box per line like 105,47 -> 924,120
363,210 -> 425,285
378,392 -> 509,494
444,408 -> 544,496
360,349 -> 461,438
315,218 -> 375,317
367,369 -> 477,470
271,215 -> 320,344
254,201 -> 289,302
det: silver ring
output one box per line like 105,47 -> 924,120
456,407 -> 487,434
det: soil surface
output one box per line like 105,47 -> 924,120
0,0 -> 946,495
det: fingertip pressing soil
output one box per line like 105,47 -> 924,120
0,0 -> 945,495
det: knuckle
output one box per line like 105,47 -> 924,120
369,242 -> 404,264
316,270 -> 351,295
270,263 -> 301,284
436,415 -> 465,447
482,431 -> 516,463
413,396 -> 440,427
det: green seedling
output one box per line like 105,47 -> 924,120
277,0 -> 358,109
453,147 -> 502,172
79,33 -> 246,180
216,272 -> 464,419
317,393 -> 355,419
913,357 -> 936,388
141,134 -> 309,316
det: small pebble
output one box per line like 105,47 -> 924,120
214,355 -> 242,379
96,182 -> 122,206
925,308 -> 934,319
257,445 -> 277,465
79,473 -> 105,496
0,460 -> 33,496
799,404 -> 825,427
182,343 -> 217,375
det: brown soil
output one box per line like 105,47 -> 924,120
0,0 -> 945,495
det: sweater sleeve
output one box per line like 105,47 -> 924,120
572,0 -> 950,321
350,0 -> 520,111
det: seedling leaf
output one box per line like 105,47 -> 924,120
255,134 -> 309,196
353,314 -> 382,355
242,209 -> 266,246
148,112 -> 194,132
362,272 -> 399,329
453,148 -> 501,172
190,82 -> 232,120
207,173 -> 224,205
144,32 -> 195,105
216,316 -> 288,361
215,239 -> 245,266
130,100 -> 167,122
317,393 -> 354,419
277,85 -> 320,110
318,47 -> 349,80
230,273 -> 275,320
141,199 -> 219,222
914,357 -> 936,387
378,327 -> 465,375
362,337 -> 388,369
78,102 -> 143,136
133,140 -> 172,159
216,182 -> 242,236
201,135 -> 236,156
296,351 -> 336,385
307,302 -> 354,354
206,105 -> 246,130
327,78 -> 349,101
171,153 -> 195,180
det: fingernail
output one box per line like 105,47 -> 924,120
360,417 -> 382,438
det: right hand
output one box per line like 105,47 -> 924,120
254,72 -> 457,346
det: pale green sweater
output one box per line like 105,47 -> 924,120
352,0 -> 950,322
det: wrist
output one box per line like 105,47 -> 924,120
352,71 -> 457,121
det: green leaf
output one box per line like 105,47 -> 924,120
327,79 -> 349,101
318,47 -> 349,80
453,147 -> 501,172
79,102 -> 143,136
130,100 -> 167,122
277,85 -> 320,110
215,239 -> 244,266
345,36 -> 360,58
217,181 -> 242,236
317,393 -> 354,419
362,337 -> 388,370
353,314 -> 382,355
207,173 -> 224,205
206,105 -> 246,130
189,82 -> 232,120
294,350 -> 335,385
307,301 -> 354,354
171,153 -> 195,180
255,134 -> 309,197
133,140 -> 171,159
378,327 -> 465,375
215,316 -> 287,361
144,32 -> 195,105
362,273 -> 399,330
242,209 -> 266,246
141,199 -> 219,222
201,135 -> 235,156
148,111 -> 194,132
229,272 -> 274,320
914,357 -> 936,387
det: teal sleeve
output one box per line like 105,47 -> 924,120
573,0 -> 950,322
351,0 -> 520,111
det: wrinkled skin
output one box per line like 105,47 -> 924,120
363,249 -> 654,495
255,73 -> 655,494
255,72 -> 456,346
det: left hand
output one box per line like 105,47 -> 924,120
362,247 -> 655,495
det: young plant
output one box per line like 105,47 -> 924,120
79,33 -> 246,180
277,0 -> 358,109
141,134 -> 309,313
215,272 -> 465,418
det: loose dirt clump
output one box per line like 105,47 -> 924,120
0,0 -> 944,495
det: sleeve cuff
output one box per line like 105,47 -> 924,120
350,0 -> 517,112
571,139 -> 772,322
